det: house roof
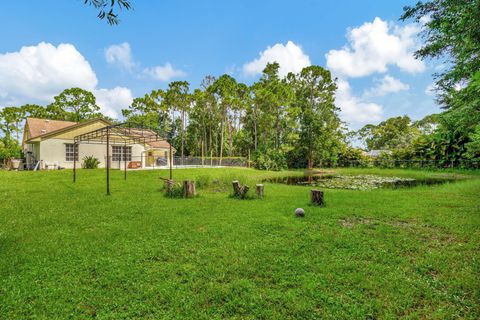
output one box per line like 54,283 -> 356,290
26,118 -> 78,139
364,150 -> 392,157
146,140 -> 172,149
24,117 -> 173,149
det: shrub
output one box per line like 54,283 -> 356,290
337,147 -> 369,167
253,149 -> 287,171
164,182 -> 184,198
82,156 -> 100,169
285,149 -> 308,169
195,175 -> 211,189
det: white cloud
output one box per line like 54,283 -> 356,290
326,17 -> 425,78
336,79 -> 383,126
0,42 -> 133,120
105,42 -> 135,71
243,41 -> 311,77
364,75 -> 410,97
143,63 -> 186,82
0,42 -> 97,105
94,87 -> 133,119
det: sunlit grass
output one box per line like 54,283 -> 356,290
0,168 -> 479,319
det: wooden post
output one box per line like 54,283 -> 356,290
183,180 -> 196,198
255,184 -> 264,198
310,189 -> 324,206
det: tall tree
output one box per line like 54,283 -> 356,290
164,81 -> 190,159
47,88 -> 101,122
209,75 -> 240,163
401,0 -> 480,102
357,116 -> 420,150
291,66 -> 341,169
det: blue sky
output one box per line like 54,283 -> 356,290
0,0 -> 440,128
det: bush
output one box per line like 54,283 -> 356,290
253,149 -> 287,171
285,149 -> 308,169
82,156 -> 100,169
195,175 -> 211,189
337,147 -> 369,167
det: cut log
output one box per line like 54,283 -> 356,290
256,184 -> 264,198
239,185 -> 250,199
164,179 -> 176,196
183,180 -> 196,198
232,180 -> 241,197
232,180 -> 250,199
310,189 -> 324,206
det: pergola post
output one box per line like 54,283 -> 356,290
73,122 -> 168,195
106,127 -> 110,196
73,142 -> 77,183
124,141 -> 127,180
169,143 -> 173,180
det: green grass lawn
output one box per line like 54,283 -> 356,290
1,167 -> 479,319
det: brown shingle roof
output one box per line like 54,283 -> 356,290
26,118 -> 77,139
146,140 -> 171,148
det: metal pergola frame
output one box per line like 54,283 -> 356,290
73,122 -> 173,195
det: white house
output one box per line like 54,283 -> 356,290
22,118 -> 173,170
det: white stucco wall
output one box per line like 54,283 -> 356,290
37,138 -> 147,169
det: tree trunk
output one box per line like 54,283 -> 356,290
183,180 -> 196,198
255,184 -> 264,198
310,189 -> 324,206
181,109 -> 185,165
219,113 -> 225,165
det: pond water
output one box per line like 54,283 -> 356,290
264,174 -> 451,190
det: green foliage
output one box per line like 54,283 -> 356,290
465,125 -> 480,160
401,0 -> 480,101
81,156 -> 100,169
337,146 -> 369,167
399,1 -> 480,166
290,66 -> 342,168
195,175 -> 211,189
47,88 -> 101,122
253,149 -> 287,171
356,116 -> 420,151
83,0 -> 132,25
163,182 -> 184,198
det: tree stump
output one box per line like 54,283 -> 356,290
232,180 -> 241,197
183,180 -> 196,198
256,184 -> 264,198
310,189 -> 324,206
239,185 -> 250,199
232,180 -> 250,199
165,179 -> 175,195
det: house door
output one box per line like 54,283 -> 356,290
147,151 -> 154,166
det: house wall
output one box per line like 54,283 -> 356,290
38,138 -> 147,169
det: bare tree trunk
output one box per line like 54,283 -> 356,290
181,109 -> 185,164
219,113 -> 225,165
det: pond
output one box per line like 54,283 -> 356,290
264,174 -> 451,190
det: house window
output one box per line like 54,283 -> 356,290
65,144 -> 78,161
112,146 -> 132,161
